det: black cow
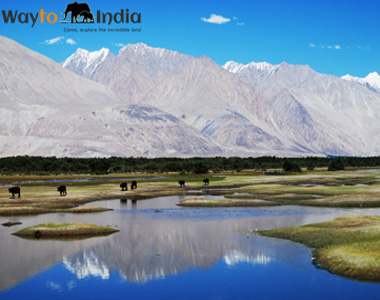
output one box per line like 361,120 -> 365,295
203,179 -> 209,186
79,10 -> 94,22
120,182 -> 128,191
8,187 -> 20,198
131,181 -> 137,190
57,185 -> 67,196
178,180 -> 185,187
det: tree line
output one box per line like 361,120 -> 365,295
0,156 -> 379,175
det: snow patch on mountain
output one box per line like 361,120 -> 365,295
62,48 -> 113,76
223,60 -> 280,87
342,72 -> 380,92
117,43 -> 193,75
223,60 -> 277,74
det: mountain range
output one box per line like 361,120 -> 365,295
1,35 -> 380,157
341,72 -> 380,93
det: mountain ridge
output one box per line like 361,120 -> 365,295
342,71 -> 380,93
0,36 -> 226,158
1,35 -> 380,157
62,43 -> 380,156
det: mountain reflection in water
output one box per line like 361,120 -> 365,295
224,250 -> 272,266
61,217 -> 282,283
3,195 -> 380,295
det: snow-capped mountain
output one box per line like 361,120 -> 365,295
2,35 -> 380,157
342,72 -> 380,93
63,45 -> 306,154
224,61 -> 277,74
223,61 -> 380,156
138,55 -> 294,153
118,43 -> 193,76
62,44 -> 380,156
0,36 -> 224,157
63,43 -> 193,102
62,48 -> 114,76
223,61 -> 278,86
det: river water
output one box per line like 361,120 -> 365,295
1,195 -> 380,299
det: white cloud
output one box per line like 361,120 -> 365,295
46,281 -> 62,291
113,43 -> 125,47
66,38 -> 76,45
236,22 -> 245,26
201,14 -> 230,25
233,16 -> 237,20
44,36 -> 64,45
354,45 -> 370,50
314,44 -> 341,50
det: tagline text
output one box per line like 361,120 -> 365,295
63,27 -> 141,33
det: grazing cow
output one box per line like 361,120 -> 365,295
57,185 -> 67,196
203,179 -> 209,186
120,182 -> 128,191
178,180 -> 185,187
8,187 -> 20,198
131,181 -> 137,190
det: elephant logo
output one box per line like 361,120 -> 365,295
79,10 -> 94,23
61,2 -> 92,23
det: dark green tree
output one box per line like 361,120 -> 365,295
328,158 -> 345,171
193,162 -> 209,174
283,161 -> 302,172
306,161 -> 315,171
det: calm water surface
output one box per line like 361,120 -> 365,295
1,195 -> 380,299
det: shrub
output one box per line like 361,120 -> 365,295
328,158 -> 345,171
283,161 -> 302,172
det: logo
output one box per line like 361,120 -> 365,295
1,2 -> 141,27
62,2 -> 94,23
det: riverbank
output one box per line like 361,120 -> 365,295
0,169 -> 380,215
257,215 -> 380,282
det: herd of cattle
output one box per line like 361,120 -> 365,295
6,178 -> 210,198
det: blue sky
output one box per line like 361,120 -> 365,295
0,0 -> 379,77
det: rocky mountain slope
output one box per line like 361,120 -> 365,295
224,61 -> 380,155
1,35 -> 379,158
62,43 -> 380,156
0,36 -> 223,157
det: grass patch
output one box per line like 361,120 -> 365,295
297,195 -> 380,208
60,206 -> 113,213
1,170 -> 380,215
0,206 -> 53,215
13,222 -> 119,239
2,221 -> 22,227
258,215 -> 380,281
